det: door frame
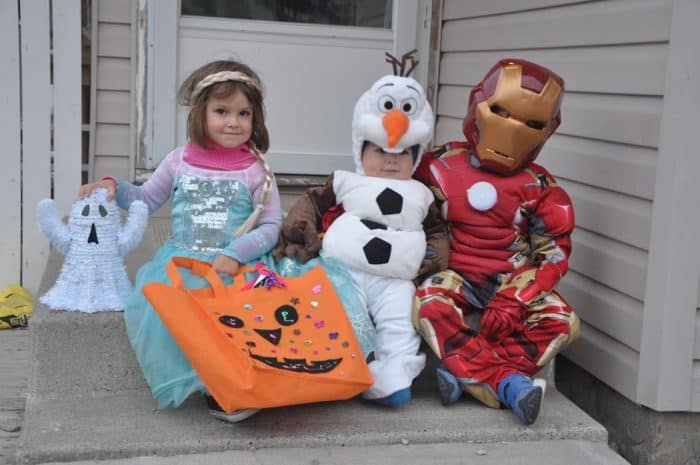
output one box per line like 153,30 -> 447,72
137,0 -> 422,175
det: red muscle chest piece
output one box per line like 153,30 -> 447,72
425,146 -> 551,283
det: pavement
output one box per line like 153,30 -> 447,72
4,218 -> 630,465
0,329 -> 29,465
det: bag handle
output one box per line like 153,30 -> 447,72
166,257 -> 258,297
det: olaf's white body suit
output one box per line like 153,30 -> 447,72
323,171 -> 433,398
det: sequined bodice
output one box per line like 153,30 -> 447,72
169,173 -> 253,255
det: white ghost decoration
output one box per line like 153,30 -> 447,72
36,188 -> 148,312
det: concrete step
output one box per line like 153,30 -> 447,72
37,440 -> 630,465
19,386 -> 610,464
17,221 -> 621,464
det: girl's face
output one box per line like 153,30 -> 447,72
205,89 -> 253,148
361,142 -> 414,180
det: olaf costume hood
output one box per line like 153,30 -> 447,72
351,72 -> 434,175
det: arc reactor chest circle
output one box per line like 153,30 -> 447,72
467,181 -> 497,211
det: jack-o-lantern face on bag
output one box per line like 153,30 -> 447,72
216,292 -> 358,374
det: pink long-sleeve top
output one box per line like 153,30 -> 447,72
113,142 -> 282,264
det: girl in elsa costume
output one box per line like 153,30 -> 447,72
79,59 -> 375,423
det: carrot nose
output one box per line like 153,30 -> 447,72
382,109 -> 409,148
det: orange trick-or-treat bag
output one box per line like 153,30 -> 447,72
143,257 -> 373,412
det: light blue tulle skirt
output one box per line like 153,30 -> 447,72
124,241 -> 376,409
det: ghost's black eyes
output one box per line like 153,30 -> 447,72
81,204 -> 108,217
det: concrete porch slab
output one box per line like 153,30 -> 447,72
38,440 -> 630,465
17,219 -> 611,465
18,387 -> 606,464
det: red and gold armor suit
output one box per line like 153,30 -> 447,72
413,59 -> 580,408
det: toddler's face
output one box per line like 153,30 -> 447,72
205,89 -> 253,148
361,142 -> 413,180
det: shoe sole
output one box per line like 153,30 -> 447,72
436,367 -> 462,406
208,408 -> 260,423
516,386 -> 542,425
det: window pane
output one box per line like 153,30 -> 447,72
181,0 -> 392,29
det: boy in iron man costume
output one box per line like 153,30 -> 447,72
413,58 -> 580,425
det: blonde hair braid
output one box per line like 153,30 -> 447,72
233,146 -> 274,238
189,70 -> 261,105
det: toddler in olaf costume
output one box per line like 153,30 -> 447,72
275,52 -> 448,406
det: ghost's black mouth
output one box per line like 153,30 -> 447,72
249,352 -> 342,373
87,223 -> 99,244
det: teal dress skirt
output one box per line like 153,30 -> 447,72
124,175 -> 376,409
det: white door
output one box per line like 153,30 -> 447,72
146,0 -> 421,175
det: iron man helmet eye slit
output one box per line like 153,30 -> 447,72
489,104 -> 509,118
525,120 -> 545,130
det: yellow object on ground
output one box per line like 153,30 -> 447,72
0,284 -> 34,329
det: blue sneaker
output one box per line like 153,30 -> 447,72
436,366 -> 462,405
497,374 -> 542,425
372,387 -> 411,406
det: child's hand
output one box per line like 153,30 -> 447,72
480,296 -> 525,343
213,255 -> 240,275
79,179 -> 116,200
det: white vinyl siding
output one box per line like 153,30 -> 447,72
435,0 -> 682,407
636,0 -> 700,411
91,0 -> 134,181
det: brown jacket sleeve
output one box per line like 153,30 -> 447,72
414,201 -> 449,285
272,174 -> 336,263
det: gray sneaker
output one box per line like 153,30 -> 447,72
209,407 -> 260,423
436,366 -> 462,406
206,395 -> 260,423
